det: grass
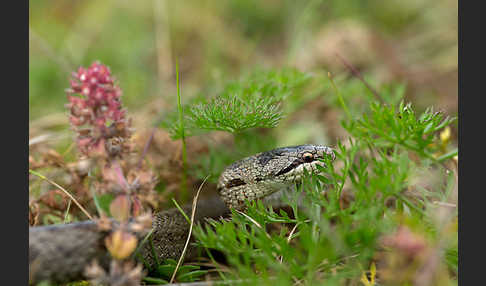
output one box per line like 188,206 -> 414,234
29,169 -> 93,220
169,175 -> 209,283
175,59 -> 189,202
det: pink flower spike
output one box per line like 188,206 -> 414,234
66,61 -> 130,157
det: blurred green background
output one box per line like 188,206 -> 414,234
29,0 -> 457,121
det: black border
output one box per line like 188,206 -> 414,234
7,0 -> 29,284
458,0 -> 481,285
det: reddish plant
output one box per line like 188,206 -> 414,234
66,61 -> 131,158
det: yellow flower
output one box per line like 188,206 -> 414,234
360,262 -> 376,286
105,230 -> 138,260
439,126 -> 451,144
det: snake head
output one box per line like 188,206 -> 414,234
265,144 -> 336,182
218,144 -> 335,209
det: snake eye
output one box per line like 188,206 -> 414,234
302,152 -> 314,163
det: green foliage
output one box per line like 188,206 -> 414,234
162,68 -> 320,184
92,193 -> 115,217
143,259 -> 208,285
345,101 -> 457,162
176,59 -> 189,202
161,68 -> 312,138
192,83 -> 457,285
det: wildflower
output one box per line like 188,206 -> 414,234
66,61 -> 131,158
381,226 -> 427,258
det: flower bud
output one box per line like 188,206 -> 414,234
104,230 -> 138,260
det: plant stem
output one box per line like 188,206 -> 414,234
29,169 -> 93,220
328,72 -> 352,121
176,58 -> 188,202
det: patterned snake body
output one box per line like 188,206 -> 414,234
29,145 -> 334,284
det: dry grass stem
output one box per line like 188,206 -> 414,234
170,175 -> 210,283
29,169 -> 93,220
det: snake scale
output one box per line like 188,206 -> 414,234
29,145 -> 335,284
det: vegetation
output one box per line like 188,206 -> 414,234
192,78 -> 457,285
30,1 -> 457,285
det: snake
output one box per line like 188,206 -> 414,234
29,144 -> 335,284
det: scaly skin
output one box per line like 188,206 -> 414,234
29,145 -> 334,284
217,145 -> 335,209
